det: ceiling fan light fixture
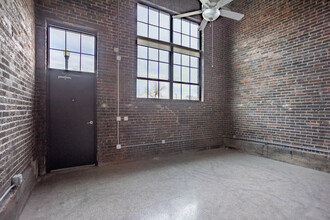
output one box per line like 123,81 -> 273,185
202,8 -> 220,21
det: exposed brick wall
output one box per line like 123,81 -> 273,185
35,0 -> 226,171
0,0 -> 35,196
226,0 -> 329,153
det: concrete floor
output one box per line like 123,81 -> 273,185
20,148 -> 330,220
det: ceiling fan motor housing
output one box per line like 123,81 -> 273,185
202,8 -> 221,21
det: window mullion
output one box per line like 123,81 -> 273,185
65,30 -> 67,70
169,15 -> 173,100
147,47 -> 149,98
158,10 -> 160,99
79,33 -> 82,72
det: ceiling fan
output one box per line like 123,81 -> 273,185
173,0 -> 244,31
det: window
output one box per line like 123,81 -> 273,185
137,46 -> 170,99
48,26 -> 96,73
173,18 -> 200,50
136,4 -> 201,101
137,4 -> 170,42
173,53 -> 199,100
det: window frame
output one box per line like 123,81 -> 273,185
137,46 -> 171,99
136,3 -> 202,101
47,24 -> 97,74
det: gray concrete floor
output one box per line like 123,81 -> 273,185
20,148 -> 330,220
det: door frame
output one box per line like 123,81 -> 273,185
45,22 -> 98,172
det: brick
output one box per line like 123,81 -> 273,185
227,0 -> 329,152
34,0 -> 225,172
0,0 -> 35,197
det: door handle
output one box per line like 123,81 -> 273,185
86,121 -> 93,125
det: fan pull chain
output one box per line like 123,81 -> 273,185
212,21 -> 214,68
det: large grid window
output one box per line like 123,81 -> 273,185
137,4 -> 170,42
48,26 -> 96,73
173,18 -> 200,50
137,4 -> 201,101
137,46 -> 170,99
173,53 -> 199,100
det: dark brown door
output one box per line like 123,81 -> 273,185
48,70 -> 95,170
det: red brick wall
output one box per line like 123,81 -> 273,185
0,0 -> 35,196
226,0 -> 330,153
35,0 -> 226,171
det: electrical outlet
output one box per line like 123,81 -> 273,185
116,55 -> 121,61
124,116 -> 128,121
162,140 -> 165,144
12,174 -> 23,186
116,116 -> 121,122
116,144 -> 121,149
114,47 -> 119,53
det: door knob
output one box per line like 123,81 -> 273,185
87,121 -> 93,125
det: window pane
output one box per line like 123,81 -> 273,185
148,80 -> 158,98
159,63 -> 169,80
173,53 -> 181,65
191,37 -> 198,50
81,34 -> 95,55
173,83 -> 181,100
138,46 -> 147,59
148,48 -> 158,61
173,18 -> 181,32
137,79 -> 147,98
67,31 -> 80,53
149,25 -> 159,40
182,34 -> 189,48
160,12 -> 170,29
191,23 -> 199,38
49,27 -> 65,50
182,20 -> 190,35
182,67 -> 189,83
182,54 -> 189,66
149,8 -> 159,26
81,55 -> 94,72
159,82 -> 169,99
49,49 -> 65,69
137,4 -> 148,22
173,32 -> 181,45
190,68 -> 198,84
160,28 -> 170,42
173,65 -> 181,81
182,84 -> 190,100
191,57 -> 198,68
148,61 -> 158,79
67,52 -> 80,71
137,59 -> 147,77
191,85 -> 199,100
137,22 -> 148,37
159,50 -> 169,63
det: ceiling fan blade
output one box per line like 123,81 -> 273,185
198,19 -> 208,31
173,10 -> 202,18
220,9 -> 244,20
216,0 -> 234,8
